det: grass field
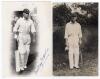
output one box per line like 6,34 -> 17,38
53,25 -> 98,76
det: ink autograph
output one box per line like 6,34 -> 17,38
34,48 -> 49,73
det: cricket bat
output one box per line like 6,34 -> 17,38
15,50 -> 20,72
79,48 -> 83,65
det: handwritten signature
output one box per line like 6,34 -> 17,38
34,48 -> 49,73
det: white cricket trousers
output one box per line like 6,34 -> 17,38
18,33 -> 31,67
66,36 -> 80,69
68,45 -> 79,68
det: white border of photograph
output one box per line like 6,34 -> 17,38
0,0 -> 99,79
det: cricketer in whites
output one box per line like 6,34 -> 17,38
13,9 -> 36,72
64,13 -> 82,69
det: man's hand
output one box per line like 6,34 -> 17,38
14,34 -> 18,40
65,46 -> 69,51
65,39 -> 69,51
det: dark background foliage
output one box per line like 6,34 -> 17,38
53,3 -> 98,27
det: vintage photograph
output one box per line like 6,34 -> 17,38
2,1 -> 52,76
11,8 -> 37,74
8,2 -> 38,75
53,3 -> 98,76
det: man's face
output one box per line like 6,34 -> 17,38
23,13 -> 29,19
71,16 -> 77,23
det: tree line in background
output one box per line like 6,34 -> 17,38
53,3 -> 98,27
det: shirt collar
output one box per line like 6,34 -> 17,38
70,21 -> 77,24
22,17 -> 30,21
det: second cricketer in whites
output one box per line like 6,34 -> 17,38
64,13 -> 82,69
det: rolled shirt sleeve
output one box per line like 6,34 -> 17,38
13,19 -> 20,33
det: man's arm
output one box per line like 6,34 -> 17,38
13,19 -> 20,40
64,24 -> 68,39
78,24 -> 82,45
31,21 -> 36,42
64,24 -> 69,47
13,19 -> 19,33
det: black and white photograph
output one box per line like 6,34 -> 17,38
2,1 -> 52,76
1,0 -> 100,79
12,8 -> 37,74
53,2 -> 98,76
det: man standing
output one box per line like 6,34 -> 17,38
13,9 -> 36,72
64,13 -> 82,69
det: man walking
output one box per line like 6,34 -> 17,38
13,9 -> 36,72
64,13 -> 82,69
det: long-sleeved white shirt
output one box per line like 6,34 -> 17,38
13,17 -> 36,34
64,21 -> 82,45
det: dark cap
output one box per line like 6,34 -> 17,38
23,9 -> 30,14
